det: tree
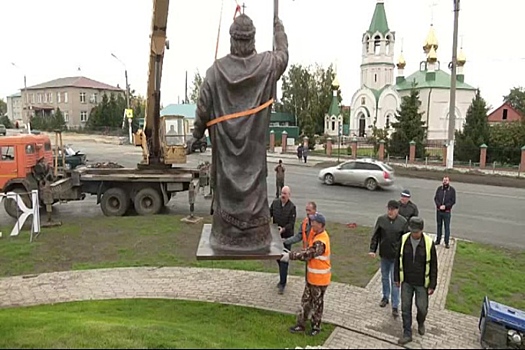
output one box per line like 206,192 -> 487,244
0,98 -> 6,117
388,85 -> 426,158
280,63 -> 341,135
488,121 -> 525,164
87,92 -> 127,129
503,87 -> 525,117
0,115 -> 13,128
189,70 -> 203,104
454,90 -> 490,162
28,108 -> 66,131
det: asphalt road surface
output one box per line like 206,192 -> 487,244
5,140 -> 524,250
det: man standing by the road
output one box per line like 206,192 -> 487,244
369,200 -> 407,318
394,217 -> 438,346
281,212 -> 331,337
433,176 -> 456,249
270,186 -> 297,294
274,160 -> 285,198
302,144 -> 308,163
398,189 -> 419,221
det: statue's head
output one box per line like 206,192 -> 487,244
229,14 -> 256,57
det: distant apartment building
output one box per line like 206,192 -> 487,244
6,92 -> 22,122
19,76 -> 123,128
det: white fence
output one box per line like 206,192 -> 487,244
0,190 -> 41,240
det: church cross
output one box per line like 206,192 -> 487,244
429,1 -> 438,24
242,3 -> 247,14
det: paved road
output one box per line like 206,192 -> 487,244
5,140 -> 523,249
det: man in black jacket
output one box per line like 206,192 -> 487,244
394,217 -> 438,346
398,189 -> 419,221
270,185 -> 297,294
369,200 -> 407,318
433,176 -> 457,249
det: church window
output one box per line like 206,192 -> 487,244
374,74 -> 377,82
374,35 -> 381,55
361,97 -> 366,105
331,121 -> 335,131
386,35 -> 391,55
386,115 -> 391,129
502,109 -> 508,120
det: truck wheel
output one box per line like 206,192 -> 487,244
100,188 -> 130,217
134,187 -> 162,215
4,188 -> 32,219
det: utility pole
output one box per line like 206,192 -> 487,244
111,53 -> 131,133
11,62 -> 29,126
446,0 -> 460,169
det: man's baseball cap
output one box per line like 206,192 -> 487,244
387,200 -> 400,209
408,217 -> 425,232
309,212 -> 326,225
401,189 -> 411,197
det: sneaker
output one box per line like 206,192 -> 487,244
289,325 -> 305,334
379,298 -> 389,308
398,336 -> 412,345
418,324 -> 425,336
309,329 -> 321,336
392,308 -> 399,318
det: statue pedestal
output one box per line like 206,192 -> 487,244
196,224 -> 284,260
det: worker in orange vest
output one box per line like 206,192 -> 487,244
280,212 -> 331,337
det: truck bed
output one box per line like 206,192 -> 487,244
74,166 -> 199,183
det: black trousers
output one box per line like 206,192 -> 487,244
401,282 -> 429,337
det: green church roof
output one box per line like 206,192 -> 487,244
328,94 -> 340,116
395,69 -> 476,91
368,1 -> 390,35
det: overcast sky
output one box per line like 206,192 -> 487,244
1,0 -> 524,111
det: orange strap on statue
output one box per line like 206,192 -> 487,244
206,98 -> 274,127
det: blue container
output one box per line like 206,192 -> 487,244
483,296 -> 525,332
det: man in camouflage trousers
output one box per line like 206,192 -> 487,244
280,212 -> 331,336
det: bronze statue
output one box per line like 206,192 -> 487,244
189,13 -> 289,252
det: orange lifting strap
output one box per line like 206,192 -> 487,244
206,98 -> 274,127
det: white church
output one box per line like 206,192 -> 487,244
342,0 -> 477,142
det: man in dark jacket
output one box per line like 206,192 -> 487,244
270,185 -> 297,294
369,200 -> 407,318
398,189 -> 419,221
394,217 -> 438,345
433,176 -> 457,249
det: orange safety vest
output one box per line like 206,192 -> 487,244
306,230 -> 331,286
301,217 -> 314,249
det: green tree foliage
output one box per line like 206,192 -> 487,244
189,70 -> 203,104
503,87 -> 525,117
454,90 -> 490,162
488,122 -> 525,165
0,115 -> 13,128
29,108 -> 66,131
388,86 -> 426,158
280,63 -> 341,135
0,98 -> 7,117
87,93 -> 127,129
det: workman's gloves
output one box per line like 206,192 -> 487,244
280,248 -> 291,263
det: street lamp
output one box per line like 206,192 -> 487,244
446,0 -> 460,169
338,103 -> 343,163
111,53 -> 130,110
11,62 -> 28,125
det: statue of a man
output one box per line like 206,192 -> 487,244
189,14 -> 289,252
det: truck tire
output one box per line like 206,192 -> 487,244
100,188 -> 130,217
133,187 -> 162,216
4,187 -> 32,219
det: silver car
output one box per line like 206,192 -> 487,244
318,158 -> 395,191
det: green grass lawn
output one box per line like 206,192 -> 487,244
312,148 -> 374,158
0,215 -> 378,287
0,299 -> 334,348
446,240 -> 525,316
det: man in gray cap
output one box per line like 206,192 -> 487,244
394,217 -> 438,346
369,200 -> 407,318
398,189 -> 419,221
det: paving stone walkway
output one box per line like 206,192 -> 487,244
0,236 -> 482,349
